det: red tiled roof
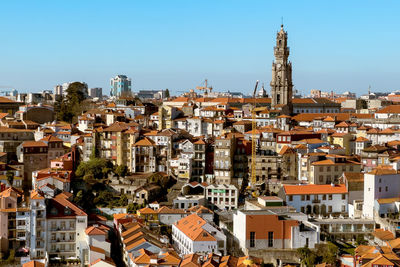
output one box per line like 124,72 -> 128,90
22,141 -> 47,148
283,184 -> 347,195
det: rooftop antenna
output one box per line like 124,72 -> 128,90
368,85 -> 371,95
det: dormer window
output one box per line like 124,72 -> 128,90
50,207 -> 58,215
64,206 -> 71,215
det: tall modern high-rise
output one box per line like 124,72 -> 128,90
89,87 -> 103,98
270,24 -> 293,112
54,85 -> 63,95
110,75 -> 132,97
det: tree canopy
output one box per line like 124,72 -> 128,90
114,165 -> 128,177
75,158 -> 113,182
55,82 -> 88,123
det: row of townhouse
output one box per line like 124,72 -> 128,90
114,213 -> 180,267
0,186 -> 88,265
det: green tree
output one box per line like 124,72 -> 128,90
6,171 -> 14,186
316,243 -> 339,265
74,190 -> 84,205
56,82 -> 88,123
66,82 -> 88,104
73,190 -> 95,212
115,165 -> 128,177
356,235 -> 368,246
76,158 -> 113,181
119,194 -> 128,206
297,246 -> 316,267
127,203 -> 138,213
94,191 -> 114,207
165,88 -> 170,98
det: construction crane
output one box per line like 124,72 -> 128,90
196,79 -> 213,96
250,80 -> 259,192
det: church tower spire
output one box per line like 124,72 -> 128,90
270,24 -> 293,112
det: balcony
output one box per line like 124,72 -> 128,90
50,227 -> 75,232
16,225 -> 26,230
51,238 -> 75,243
312,199 -> 321,204
32,204 -> 46,210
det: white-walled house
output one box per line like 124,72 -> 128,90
363,167 -> 400,219
205,184 -> 238,210
279,184 -> 348,216
172,213 -> 226,256
85,225 -> 111,265
233,210 -> 319,252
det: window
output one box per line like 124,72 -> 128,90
328,206 -> 332,212
306,195 -> 310,201
328,195 -> 332,200
323,195 -> 326,200
319,166 -> 324,172
386,186 -> 388,192
342,194 -> 346,200
250,232 -> 255,248
289,196 -> 293,201
268,231 -> 274,247
301,207 -> 305,213
341,205 -> 346,212
379,187 -> 381,192
301,195 -> 305,201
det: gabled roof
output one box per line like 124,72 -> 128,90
180,254 -> 201,267
373,229 -> 395,241
85,225 -> 108,236
279,145 -> 296,155
335,121 -> 350,127
22,141 -> 47,148
90,258 -> 116,266
343,172 -> 364,183
47,193 -> 87,218
174,213 -> 216,242
368,166 -> 397,175
283,184 -> 347,195
40,135 -> 63,142
133,137 -> 156,147
103,122 -> 129,132
376,105 -> 400,114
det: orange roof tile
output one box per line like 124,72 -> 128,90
85,225 -> 107,236
22,261 -> 45,267
90,245 -> 105,254
174,213 -> 216,242
283,184 -> 347,195
22,141 -> 47,148
133,137 -> 156,147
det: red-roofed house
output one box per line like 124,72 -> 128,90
233,209 -> 319,256
85,224 -> 111,263
279,184 -> 348,215
172,213 -> 226,256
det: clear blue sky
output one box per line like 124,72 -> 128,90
0,0 -> 399,96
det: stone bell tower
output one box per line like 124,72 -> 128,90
270,24 -> 293,112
